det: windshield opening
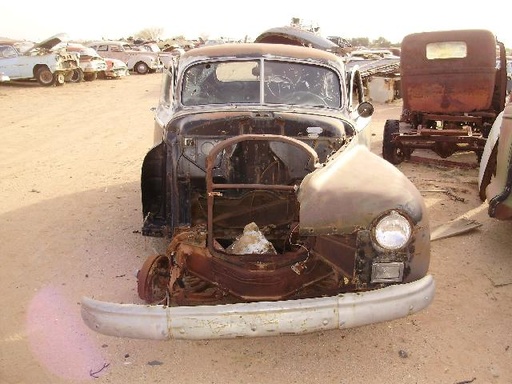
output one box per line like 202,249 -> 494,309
181,59 -> 341,108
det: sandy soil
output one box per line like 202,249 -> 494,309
1,74 -> 512,384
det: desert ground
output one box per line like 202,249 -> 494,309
1,73 -> 511,384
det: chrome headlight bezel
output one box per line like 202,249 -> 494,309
372,210 -> 412,251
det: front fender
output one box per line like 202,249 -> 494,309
298,144 -> 427,234
478,110 -> 503,192
485,106 -> 512,219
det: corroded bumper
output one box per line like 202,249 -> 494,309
81,275 -> 434,340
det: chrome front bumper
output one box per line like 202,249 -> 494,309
81,275 -> 434,340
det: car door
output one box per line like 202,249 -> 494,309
107,44 -> 128,64
0,45 -> 21,78
153,63 -> 176,144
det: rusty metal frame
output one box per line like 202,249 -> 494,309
204,134 -> 319,256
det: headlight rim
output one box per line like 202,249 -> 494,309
371,209 -> 413,251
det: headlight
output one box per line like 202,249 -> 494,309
374,210 -> 412,250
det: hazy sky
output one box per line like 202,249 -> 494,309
2,1 -> 511,48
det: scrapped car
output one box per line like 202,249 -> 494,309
133,41 -> 175,68
81,42 -> 435,340
255,27 -> 401,103
0,33 -> 79,86
87,40 -> 163,74
101,57 -> 129,79
57,43 -> 108,82
382,29 -> 507,165
478,99 -> 512,219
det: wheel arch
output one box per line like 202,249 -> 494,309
32,64 -> 50,78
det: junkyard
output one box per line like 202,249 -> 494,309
1,62 -> 512,383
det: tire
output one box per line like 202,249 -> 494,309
69,69 -> 84,83
84,72 -> 97,81
382,119 -> 406,165
35,67 -> 56,86
134,62 -> 149,75
54,73 -> 65,86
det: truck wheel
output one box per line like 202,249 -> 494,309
35,67 -> 56,86
382,119 -> 405,165
134,62 -> 149,75
137,254 -> 170,303
84,72 -> 97,81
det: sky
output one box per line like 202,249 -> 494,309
2,1 -> 512,48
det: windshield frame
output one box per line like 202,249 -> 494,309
180,58 -> 342,108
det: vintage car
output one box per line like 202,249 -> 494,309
133,41 -> 175,68
0,33 -> 79,86
56,43 -> 108,82
382,29 -> 507,165
255,27 -> 401,103
81,42 -> 434,340
101,57 -> 129,79
478,99 -> 512,219
87,40 -> 163,74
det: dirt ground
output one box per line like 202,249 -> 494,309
1,73 -> 512,384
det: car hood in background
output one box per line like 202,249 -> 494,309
23,33 -> 70,54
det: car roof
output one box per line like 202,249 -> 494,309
254,27 -> 339,51
87,40 -> 130,46
182,42 -> 342,64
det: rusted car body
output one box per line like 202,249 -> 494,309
382,29 -> 507,164
478,100 -> 512,219
81,42 -> 434,340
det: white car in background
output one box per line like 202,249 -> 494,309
134,41 -> 174,68
57,42 -> 108,82
0,33 -> 79,86
102,57 -> 129,79
87,40 -> 163,74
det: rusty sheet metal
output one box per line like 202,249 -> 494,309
168,235 -> 334,301
401,29 -> 497,114
298,145 -> 426,233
